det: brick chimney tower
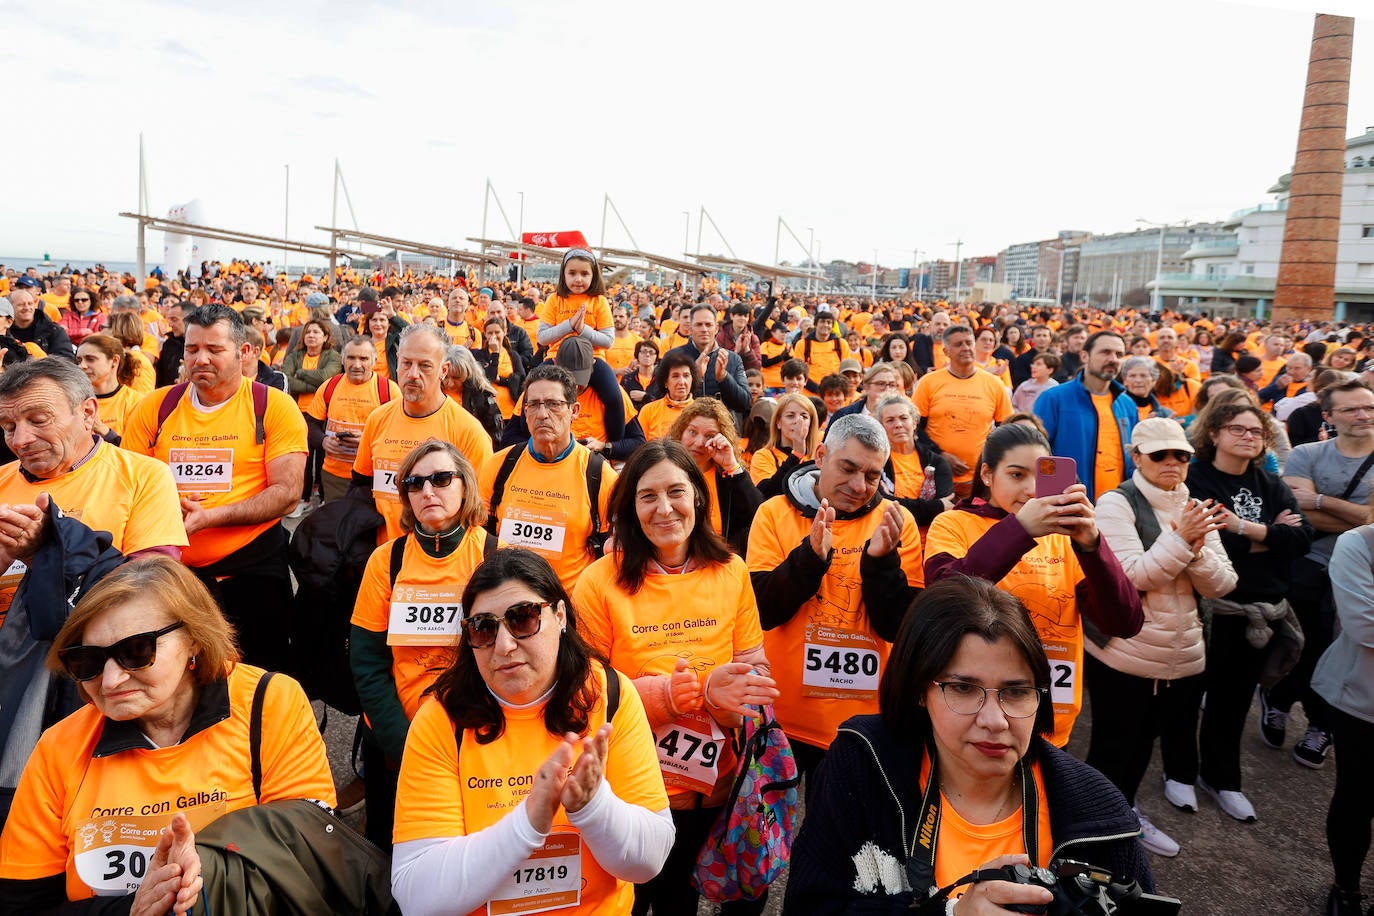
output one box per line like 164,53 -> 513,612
1272,14 -> 1354,322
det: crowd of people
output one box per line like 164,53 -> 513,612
1,251 -> 1374,914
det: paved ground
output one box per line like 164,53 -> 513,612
311,690 -> 1355,915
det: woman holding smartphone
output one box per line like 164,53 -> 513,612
924,423 -> 1142,746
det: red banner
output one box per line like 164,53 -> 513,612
522,231 -> 589,249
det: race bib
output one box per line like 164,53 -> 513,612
802,626 -> 881,701
654,710 -> 725,794
326,418 -> 365,458
169,448 -> 233,494
387,584 -> 462,647
1048,657 -> 1077,708
373,462 -> 399,499
497,507 -> 567,554
72,814 -> 164,896
488,833 -> 582,915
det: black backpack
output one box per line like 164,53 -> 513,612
286,488 -> 383,715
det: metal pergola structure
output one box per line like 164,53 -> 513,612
318,227 -> 509,282
120,212 -> 390,281
690,254 -> 819,283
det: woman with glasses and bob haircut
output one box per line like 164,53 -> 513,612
0,557 -> 334,913
1184,389 -> 1313,826
785,576 -> 1152,914
390,548 -> 673,916
350,438 -> 491,851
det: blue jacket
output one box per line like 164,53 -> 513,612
1033,374 -> 1138,502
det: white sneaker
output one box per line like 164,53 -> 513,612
287,500 -> 310,519
1134,807 -> 1180,857
1162,778 -> 1197,812
1198,777 -> 1256,822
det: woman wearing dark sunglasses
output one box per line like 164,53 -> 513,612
1088,417 -> 1237,858
350,438 -> 492,852
0,557 -> 335,914
573,439 -> 779,916
391,548 -> 673,916
57,288 -> 105,347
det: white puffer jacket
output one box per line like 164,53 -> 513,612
1089,471 -> 1238,680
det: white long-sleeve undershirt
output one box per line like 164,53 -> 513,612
391,780 -> 674,916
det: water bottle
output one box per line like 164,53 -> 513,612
918,465 -> 937,501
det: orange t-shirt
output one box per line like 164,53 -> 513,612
605,332 -> 638,372
479,443 -> 616,596
353,398 -> 495,542
0,441 -> 187,625
573,555 -> 763,798
924,509 -> 1087,746
305,374 -> 401,480
746,496 -> 923,749
538,294 -> 614,359
919,754 -> 1053,893
913,369 -> 1013,484
392,668 -> 667,916
94,385 -> 143,440
1090,392 -> 1125,501
637,397 -> 689,441
122,379 -> 306,567
0,665 -> 334,900
351,529 -> 492,719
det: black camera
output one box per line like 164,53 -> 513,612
945,859 -> 1180,915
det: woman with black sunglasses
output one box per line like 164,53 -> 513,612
391,548 -> 673,916
350,438 -> 493,852
0,557 -> 334,914
1088,417 -> 1236,859
57,287 -> 105,347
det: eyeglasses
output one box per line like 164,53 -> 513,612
1220,425 -> 1265,439
399,470 -> 458,493
463,601 -> 550,649
525,399 -> 569,415
865,379 -> 900,391
1143,449 -> 1191,463
933,680 -> 1046,718
72,296 -> 91,303
58,622 -> 186,681
1329,405 -> 1374,417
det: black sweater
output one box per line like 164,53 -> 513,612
784,715 -> 1154,915
1184,460 -> 1314,604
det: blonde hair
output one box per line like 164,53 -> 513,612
766,392 -> 821,455
396,439 -> 487,534
49,557 -> 240,686
667,397 -> 738,449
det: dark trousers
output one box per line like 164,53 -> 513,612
1267,557 -> 1334,732
1199,615 -> 1265,790
192,525 -> 293,675
1084,654 -> 1204,806
302,443 -> 325,500
632,806 -> 766,916
361,734 -> 397,853
1328,707 -> 1374,892
790,739 -> 828,805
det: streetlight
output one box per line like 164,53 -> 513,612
517,191 -> 525,285
807,227 -> 815,296
1137,218 -> 1191,312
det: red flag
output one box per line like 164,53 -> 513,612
522,231 -> 589,249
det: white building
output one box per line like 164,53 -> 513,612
1160,126 -> 1374,320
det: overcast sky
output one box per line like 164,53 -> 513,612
4,0 -> 1372,271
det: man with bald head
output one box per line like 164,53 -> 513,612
6,288 -> 74,359
910,309 -> 951,375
